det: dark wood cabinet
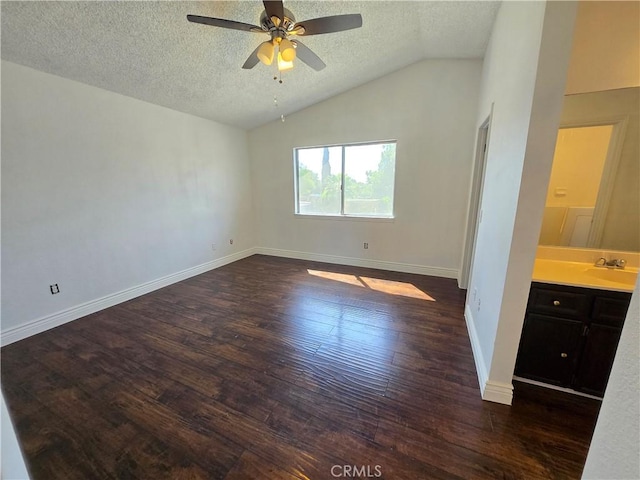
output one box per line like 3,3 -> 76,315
515,282 -> 631,397
573,324 -> 622,396
516,313 -> 583,386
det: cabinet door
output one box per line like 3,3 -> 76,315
574,324 -> 622,397
515,313 -> 583,387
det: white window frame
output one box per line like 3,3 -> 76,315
293,140 -> 397,219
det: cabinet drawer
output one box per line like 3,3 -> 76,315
528,287 -> 589,318
592,296 -> 631,327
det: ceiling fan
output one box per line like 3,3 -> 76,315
187,0 -> 363,72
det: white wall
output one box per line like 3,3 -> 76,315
249,59 -> 481,276
464,1 -> 577,404
582,277 -> 640,480
566,1 -> 640,95
1,391 -> 31,480
1,61 -> 255,340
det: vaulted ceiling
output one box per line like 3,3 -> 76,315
1,1 -> 500,129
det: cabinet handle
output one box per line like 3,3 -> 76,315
560,352 -> 568,358
553,300 -> 561,306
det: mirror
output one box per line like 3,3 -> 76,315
539,87 -> 639,252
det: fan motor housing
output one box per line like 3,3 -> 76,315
260,8 -> 296,32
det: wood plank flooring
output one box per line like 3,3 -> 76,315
1,255 -> 601,479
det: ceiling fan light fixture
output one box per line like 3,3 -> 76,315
257,40 -> 275,65
279,38 -> 296,62
277,51 -> 294,71
187,1 -> 363,72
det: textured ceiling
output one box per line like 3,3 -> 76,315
1,1 -> 500,129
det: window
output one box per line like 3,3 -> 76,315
294,141 -> 396,218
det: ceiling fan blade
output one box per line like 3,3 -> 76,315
292,40 -> 326,71
187,15 -> 264,33
263,0 -> 284,23
295,14 -> 362,36
242,45 -> 262,69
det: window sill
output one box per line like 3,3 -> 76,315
293,214 -> 395,223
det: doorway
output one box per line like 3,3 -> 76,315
459,113 -> 492,290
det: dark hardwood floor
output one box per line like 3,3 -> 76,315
1,255 -> 601,479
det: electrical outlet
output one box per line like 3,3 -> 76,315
229,239 -> 234,245
364,242 -> 369,249
477,298 -> 481,312
50,284 -> 60,295
473,288 -> 477,302
211,243 -> 217,251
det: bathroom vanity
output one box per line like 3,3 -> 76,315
515,258 -> 636,398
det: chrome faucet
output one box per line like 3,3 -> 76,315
610,259 -> 627,269
595,257 -> 626,269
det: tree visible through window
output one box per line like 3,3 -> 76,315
295,141 -> 396,217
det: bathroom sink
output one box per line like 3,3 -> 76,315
583,267 -> 638,286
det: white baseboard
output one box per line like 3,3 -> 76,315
464,304 -> 489,395
512,376 -> 602,400
463,303 -> 514,405
0,248 -> 257,347
1,247 -> 457,347
255,247 -> 458,279
483,380 -> 514,405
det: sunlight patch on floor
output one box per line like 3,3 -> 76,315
307,269 -> 436,301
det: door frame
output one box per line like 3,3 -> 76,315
459,109 -> 493,290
